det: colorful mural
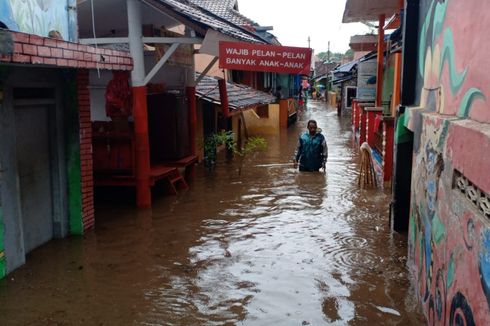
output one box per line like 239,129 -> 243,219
0,0 -> 73,41
414,0 -> 488,123
407,0 -> 490,324
409,114 -> 490,325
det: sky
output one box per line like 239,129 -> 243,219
238,0 -> 373,54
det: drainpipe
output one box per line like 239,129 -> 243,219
376,14 -> 385,107
127,0 -> 151,208
218,78 -> 230,119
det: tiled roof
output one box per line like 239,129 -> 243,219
189,0 -> 257,27
189,0 -> 280,45
149,0 -> 265,43
196,74 -> 276,110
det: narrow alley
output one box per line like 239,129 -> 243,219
0,102 -> 423,325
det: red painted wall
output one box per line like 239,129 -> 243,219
77,71 -> 95,230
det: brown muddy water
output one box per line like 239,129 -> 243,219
0,101 -> 424,325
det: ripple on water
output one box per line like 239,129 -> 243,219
331,232 -> 369,248
322,246 -> 380,273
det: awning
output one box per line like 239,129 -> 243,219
342,0 -> 399,23
332,76 -> 355,85
313,73 -> 329,82
334,60 -> 358,73
349,34 -> 378,52
196,74 -> 276,110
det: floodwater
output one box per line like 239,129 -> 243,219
0,101 -> 424,325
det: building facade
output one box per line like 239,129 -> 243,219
404,0 -> 490,323
0,0 -> 132,277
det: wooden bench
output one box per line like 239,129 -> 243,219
95,165 -> 188,195
150,165 -> 188,194
161,155 -> 198,182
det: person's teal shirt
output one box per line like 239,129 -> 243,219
295,132 -> 328,171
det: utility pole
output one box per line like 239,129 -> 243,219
307,36 -> 311,48
327,41 -> 330,62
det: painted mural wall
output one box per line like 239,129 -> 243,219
406,0 -> 490,324
0,0 -> 77,42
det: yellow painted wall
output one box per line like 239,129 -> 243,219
242,104 -> 280,135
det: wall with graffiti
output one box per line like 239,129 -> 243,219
0,0 -> 77,42
406,0 -> 490,324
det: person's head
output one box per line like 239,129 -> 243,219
307,120 -> 317,135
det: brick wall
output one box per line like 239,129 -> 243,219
77,70 -> 95,231
0,31 -> 132,71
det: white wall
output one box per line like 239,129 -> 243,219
88,70 -> 113,122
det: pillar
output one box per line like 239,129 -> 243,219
279,99 -> 289,128
391,52 -> 403,116
187,87 -> 197,155
76,70 -> 95,230
127,0 -> 151,208
376,14 -> 385,107
366,109 -> 382,148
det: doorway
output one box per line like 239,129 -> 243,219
14,104 -> 54,252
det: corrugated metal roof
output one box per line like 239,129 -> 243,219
334,60 -> 358,73
332,75 -> 355,85
196,74 -> 276,110
150,0 -> 266,43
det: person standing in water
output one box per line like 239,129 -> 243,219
293,120 -> 328,172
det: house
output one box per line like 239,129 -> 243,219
0,0 -> 133,277
0,0 -> 276,278
402,1 -> 490,323
343,0 -> 402,188
76,0 -> 269,209
345,0 -> 490,323
192,0 -> 301,113
195,74 -> 276,162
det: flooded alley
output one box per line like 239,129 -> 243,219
0,102 -> 423,325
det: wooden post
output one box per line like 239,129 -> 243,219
133,86 -> 151,208
218,79 -> 230,119
391,52 -> 403,116
359,106 -> 367,144
366,108 -> 383,147
279,99 -> 288,128
186,86 -> 197,181
376,14 -> 385,107
187,86 -> 197,155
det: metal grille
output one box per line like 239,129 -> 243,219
453,170 -> 490,218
